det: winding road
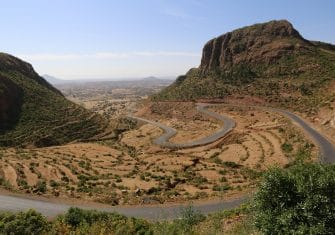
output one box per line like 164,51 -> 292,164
128,103 -> 235,149
270,108 -> 335,164
0,104 -> 334,219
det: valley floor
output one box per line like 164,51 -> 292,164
0,102 -> 317,207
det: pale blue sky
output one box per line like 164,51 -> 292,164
0,0 -> 334,79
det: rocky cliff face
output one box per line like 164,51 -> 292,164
200,20 -> 311,73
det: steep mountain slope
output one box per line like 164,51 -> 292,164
0,53 -> 111,147
154,20 -> 335,113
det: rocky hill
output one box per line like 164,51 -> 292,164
199,20 -> 309,72
154,20 -> 335,114
0,53 -> 111,147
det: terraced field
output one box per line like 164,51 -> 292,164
0,102 -> 316,206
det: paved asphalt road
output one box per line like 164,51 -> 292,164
0,194 -> 248,219
271,108 -> 335,163
0,104 -> 334,219
129,103 -> 235,149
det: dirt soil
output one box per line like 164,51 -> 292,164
0,102 -> 317,206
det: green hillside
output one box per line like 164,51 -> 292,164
154,20 -> 335,114
0,53 -> 111,147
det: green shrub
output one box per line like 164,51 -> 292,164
254,163 -> 335,234
218,169 -> 227,175
35,181 -> 47,193
154,216 -> 209,235
222,161 -> 240,168
49,180 -> 59,188
281,142 -> 293,153
0,209 -> 49,235
62,207 -> 153,234
177,205 -> 205,230
61,176 -> 69,182
213,184 -> 231,191
64,207 -> 112,227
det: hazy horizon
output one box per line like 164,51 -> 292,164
42,74 -> 176,81
1,0 -> 335,80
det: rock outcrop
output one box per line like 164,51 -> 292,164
200,20 -> 310,72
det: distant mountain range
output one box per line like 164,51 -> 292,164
43,74 -> 174,85
42,74 -> 70,84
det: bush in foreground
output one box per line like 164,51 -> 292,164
59,207 -> 152,234
0,209 -> 49,235
0,206 -> 213,235
254,163 -> 335,234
